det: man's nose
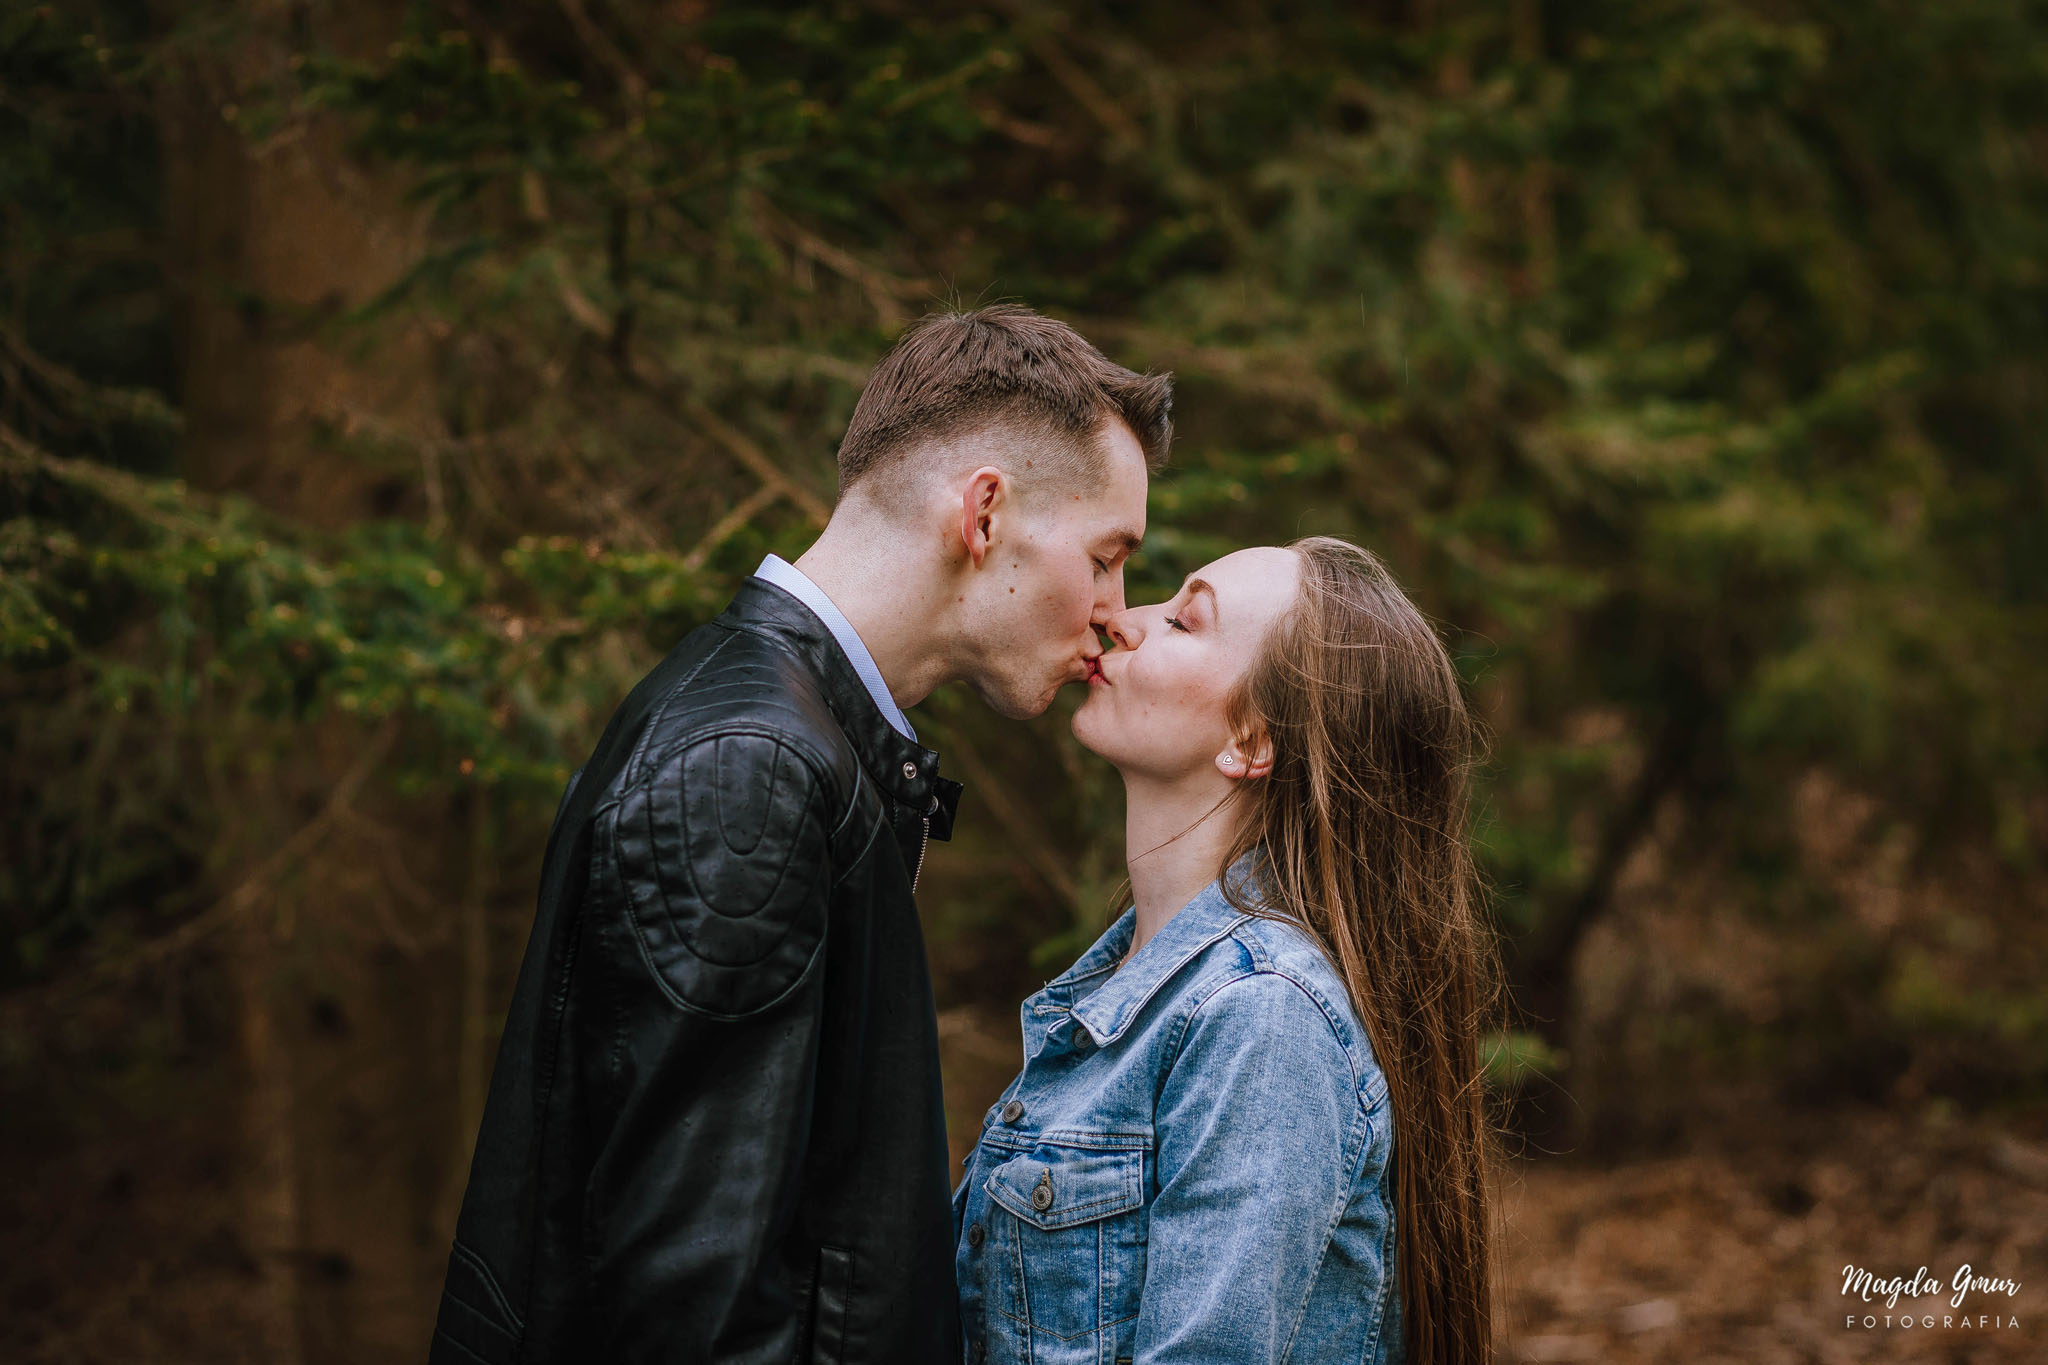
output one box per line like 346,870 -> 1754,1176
1094,566 -> 1128,624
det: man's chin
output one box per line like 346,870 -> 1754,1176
967,672 -> 1077,721
964,676 -> 1048,722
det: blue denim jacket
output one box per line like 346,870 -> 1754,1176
953,855 -> 1402,1365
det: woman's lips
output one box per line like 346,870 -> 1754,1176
1085,657 -> 1108,685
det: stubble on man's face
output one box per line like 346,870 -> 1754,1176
964,541 -> 1094,718
991,458 -> 1148,717
968,668 -> 1061,721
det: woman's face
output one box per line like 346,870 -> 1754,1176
1073,546 -> 1301,781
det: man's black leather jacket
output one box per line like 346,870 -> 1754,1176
430,575 -> 965,1364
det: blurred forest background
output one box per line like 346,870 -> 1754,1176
2,1 -> 2044,1361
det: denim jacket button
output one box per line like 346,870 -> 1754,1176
1031,1171 -> 1055,1211
967,1222 -> 985,1248
1000,1099 -> 1025,1124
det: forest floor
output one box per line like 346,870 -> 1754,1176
1,1006 -> 2042,1363
1483,1111 -> 2045,1364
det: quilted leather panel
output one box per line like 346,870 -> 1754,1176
611,729 -> 833,1017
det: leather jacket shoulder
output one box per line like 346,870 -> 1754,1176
621,607 -> 863,807
603,621 -> 864,1019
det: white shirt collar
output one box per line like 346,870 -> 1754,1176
752,554 -> 916,742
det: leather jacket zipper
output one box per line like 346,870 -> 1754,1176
911,796 -> 935,893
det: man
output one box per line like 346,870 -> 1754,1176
430,305 -> 1171,1364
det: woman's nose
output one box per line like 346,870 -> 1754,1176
1102,608 -> 1143,652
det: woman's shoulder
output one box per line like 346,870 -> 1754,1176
1179,913 -> 1388,1109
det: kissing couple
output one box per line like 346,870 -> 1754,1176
432,306 -> 1496,1365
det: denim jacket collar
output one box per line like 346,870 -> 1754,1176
1067,850 -> 1267,1046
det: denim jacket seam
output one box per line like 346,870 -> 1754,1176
1230,923 -> 1395,1106
1231,922 -> 1276,971
1028,946 -> 1123,1020
1276,1097 -> 1376,1362
1088,913 -> 1255,1045
1154,940 -> 1262,1076
1357,1099 -> 1401,1362
1153,965 -> 1378,1362
993,1184 -> 1137,1225
1192,950 -> 1369,1100
1358,1189 -> 1399,1362
984,1127 -> 1151,1151
1064,956 -> 1124,987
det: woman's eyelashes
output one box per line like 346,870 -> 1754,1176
1165,615 -> 1190,633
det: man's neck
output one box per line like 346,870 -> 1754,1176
1120,771 -> 1241,960
793,525 -> 955,712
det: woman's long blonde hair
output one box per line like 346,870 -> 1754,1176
1220,535 -> 1500,1364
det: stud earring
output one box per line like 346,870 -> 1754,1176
1220,754 -> 1236,766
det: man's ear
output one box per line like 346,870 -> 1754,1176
958,466 -> 1004,568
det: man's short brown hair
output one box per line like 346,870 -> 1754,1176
835,305 -> 1172,495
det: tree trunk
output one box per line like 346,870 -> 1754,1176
158,4 -> 454,1359
228,906 -> 303,1364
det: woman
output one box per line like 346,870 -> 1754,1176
953,537 -> 1498,1365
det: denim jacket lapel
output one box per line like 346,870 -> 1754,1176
1068,851 -> 1267,1047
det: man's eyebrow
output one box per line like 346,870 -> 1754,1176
1106,527 -> 1143,554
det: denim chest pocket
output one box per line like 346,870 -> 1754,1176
982,1143 -> 1148,1356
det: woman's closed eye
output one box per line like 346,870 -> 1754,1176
1165,615 -> 1190,633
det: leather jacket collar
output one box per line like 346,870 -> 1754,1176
722,575 -> 964,840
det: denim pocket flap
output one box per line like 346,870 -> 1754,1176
985,1146 -> 1143,1231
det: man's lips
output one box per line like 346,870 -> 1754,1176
1084,657 -> 1108,685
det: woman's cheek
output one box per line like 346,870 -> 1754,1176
1139,662 -> 1205,724
1170,664 -> 1231,730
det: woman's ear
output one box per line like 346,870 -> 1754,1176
1217,730 -> 1275,781
958,466 -> 1004,568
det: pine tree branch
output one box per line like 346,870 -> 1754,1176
542,250 -> 834,528
0,717 -> 402,1025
